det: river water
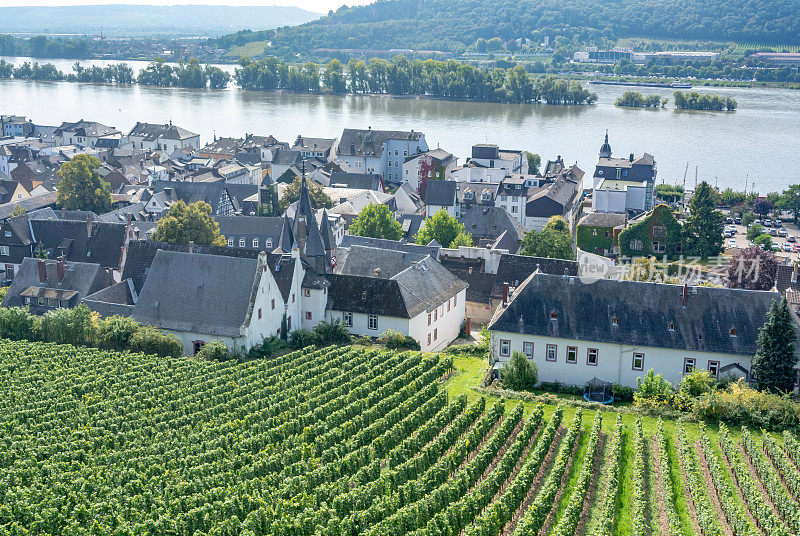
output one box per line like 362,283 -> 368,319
1,56 -> 798,192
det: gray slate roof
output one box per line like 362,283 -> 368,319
129,122 -> 197,141
338,128 -> 423,158
133,250 -> 260,338
30,219 -> 127,269
459,206 -> 526,242
489,273 -> 779,356
82,280 -> 136,318
424,180 -> 458,206
3,257 -> 112,309
339,234 -> 440,258
335,245 -> 431,279
328,172 -> 382,191
578,212 -> 628,228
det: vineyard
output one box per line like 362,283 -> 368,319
1,340 -> 800,536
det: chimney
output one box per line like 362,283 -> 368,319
682,284 -> 688,307
56,256 -> 65,283
629,153 -> 634,162
188,240 -> 195,254
502,282 -> 509,305
86,215 -> 93,238
793,263 -> 798,284
468,266 -> 473,274
374,268 -> 381,277
38,259 -> 47,283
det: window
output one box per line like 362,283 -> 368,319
511,206 -> 518,213
292,293 -> 295,303
253,238 -> 259,248
368,314 -> 378,330
434,309 -> 438,321
729,327 -> 737,337
592,229 -> 598,236
566,346 -> 577,364
271,298 -> 275,310
239,238 -> 246,247
427,313 -> 431,326
37,297 -> 45,306
428,333 -> 431,345
192,340 -> 206,356
668,322 -> 675,332
683,358 -> 696,374
0,246 -> 8,256
587,348 -> 598,366
630,239 -> 643,251
305,311 -> 312,320
611,316 -> 618,326
550,311 -> 558,320
287,316 -> 291,331
304,288 -> 310,297
632,352 -> 644,371
447,300 -> 451,312
227,237 -> 234,246
652,225 -> 667,238
523,342 -> 533,359
3,231 -> 10,237
546,344 -> 557,362
266,238 -> 273,249
258,308 -> 262,319
708,360 -> 720,377
652,241 -> 665,253
454,294 -> 456,306
343,312 -> 352,327
434,328 -> 438,341
499,339 -> 510,357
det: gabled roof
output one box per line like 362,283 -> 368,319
424,180 -> 458,206
525,178 -> 579,218
339,234 -> 439,258
459,205 -> 526,242
328,172 -> 382,191
215,215 -> 286,243
292,136 -> 335,152
578,212 -> 627,228
0,191 -> 58,220
55,120 -> 119,138
489,273 -> 778,356
3,257 -> 112,309
128,122 -> 198,141
338,128 -> 423,157
493,254 -> 579,300
133,250 -> 263,338
335,245 -> 430,279
30,218 -> 126,269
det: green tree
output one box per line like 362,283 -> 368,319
501,351 -> 538,391
415,209 -> 472,248
349,203 -> 403,240
682,181 -> 723,258
257,184 -> 280,217
56,154 -> 112,213
519,216 -> 575,260
205,65 -> 231,89
752,297 -> 797,392
746,223 -> 765,241
174,58 -> 207,88
754,233 -> 773,250
151,200 -> 226,246
777,185 -> 800,224
323,59 -> 347,93
279,177 -> 333,211
525,151 -> 541,175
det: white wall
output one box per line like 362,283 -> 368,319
490,330 -> 751,388
593,188 -> 627,213
450,166 -> 508,184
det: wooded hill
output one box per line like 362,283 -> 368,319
212,0 -> 800,56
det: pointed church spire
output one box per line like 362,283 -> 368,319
599,130 -> 612,158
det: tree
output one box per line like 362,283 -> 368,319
349,203 -> 403,240
746,223 -> 765,241
777,185 -> 800,224
754,233 -> 773,250
752,297 -> 797,392
525,151 -> 541,175
279,177 -> 333,212
519,216 -> 575,260
741,210 -> 756,226
151,200 -> 226,246
753,197 -> 774,218
56,154 -> 112,213
10,205 -> 26,217
682,181 -> 723,258
257,184 -> 281,217
501,351 -> 538,391
205,65 -> 231,89
415,210 -> 473,248
725,246 -> 778,290
323,59 -> 347,93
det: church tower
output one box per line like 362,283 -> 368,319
599,130 -> 612,159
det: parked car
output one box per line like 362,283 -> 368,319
772,243 -> 782,251
783,243 -> 793,252
764,219 -> 772,227
727,239 -> 738,249
734,217 -> 742,224
793,244 -> 800,252
789,235 -> 796,243
725,217 -> 734,224
779,228 -> 788,236
753,219 -> 761,225
769,228 -> 778,236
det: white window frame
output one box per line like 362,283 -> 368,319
545,344 -> 557,362
587,348 -> 598,366
343,312 -> 353,327
683,358 -> 696,374
566,346 -> 577,364
368,314 -> 378,330
632,352 -> 644,371
523,341 -> 533,359
499,339 -> 510,357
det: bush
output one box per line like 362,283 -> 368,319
634,369 -> 675,409
501,351 -> 538,391
94,315 -> 141,350
129,327 -> 183,357
252,336 -> 289,359
537,381 -> 584,396
692,379 -> 800,430
444,344 -> 487,358
197,340 -> 231,361
312,319 -> 351,345
39,305 -> 94,346
612,383 -> 635,402
289,328 -> 317,349
379,329 -> 420,350
679,369 -> 716,398
0,306 -> 36,340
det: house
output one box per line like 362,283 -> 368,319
3,257 -> 113,313
576,212 -> 627,256
592,133 -> 656,214
0,208 -> 58,282
1,115 -> 34,138
439,255 -> 497,324
336,127 -> 428,185
198,137 -> 242,160
402,148 -> 457,191
127,122 -> 200,153
215,215 -> 290,251
292,135 -> 336,160
54,120 -> 121,148
267,149 -> 303,181
0,179 -> 30,204
328,172 -> 384,192
459,206 -> 527,251
424,180 -> 458,217
522,176 -> 581,231
151,181 -> 257,216
394,183 -> 425,216
337,235 -> 440,262
488,273 -> 781,388
326,254 -> 466,351
618,204 -> 682,259
450,144 -> 524,183
132,250 -> 288,356
457,182 -> 499,219
397,213 -> 426,241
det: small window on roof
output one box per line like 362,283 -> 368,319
611,316 -> 618,326
550,311 -> 558,319
730,327 -> 737,337
668,322 -> 675,332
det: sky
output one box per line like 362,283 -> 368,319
0,0 -> 373,11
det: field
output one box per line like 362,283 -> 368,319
1,340 -> 800,535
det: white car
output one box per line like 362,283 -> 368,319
779,228 -> 789,236
783,243 -> 793,252
727,239 -> 738,249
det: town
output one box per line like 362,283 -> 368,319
0,113 -> 797,392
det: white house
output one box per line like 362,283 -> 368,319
468,144 -> 524,174
401,148 -> 458,191
327,254 -> 467,352
591,133 -> 656,214
127,122 -> 200,153
336,127 -> 428,185
54,120 -> 121,148
423,180 -> 458,218
488,272 -> 782,388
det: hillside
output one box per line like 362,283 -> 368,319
2,338 -> 799,535
212,0 -> 800,55
0,5 -> 321,37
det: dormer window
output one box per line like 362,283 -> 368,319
550,311 -> 558,320
611,317 -> 618,326
668,322 -> 675,332
729,328 -> 737,337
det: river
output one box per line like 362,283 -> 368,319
1,56 -> 798,192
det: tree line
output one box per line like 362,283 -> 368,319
601,58 -> 800,84
0,58 -> 231,89
235,55 -> 598,104
673,91 -> 737,110
614,91 -> 667,108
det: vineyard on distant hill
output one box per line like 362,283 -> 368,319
0,339 -> 799,535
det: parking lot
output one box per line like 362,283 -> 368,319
723,216 -> 800,262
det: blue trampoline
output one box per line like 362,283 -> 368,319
584,376 -> 614,404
